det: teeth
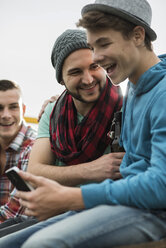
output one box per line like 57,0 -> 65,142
106,63 -> 116,73
81,84 -> 96,90
87,85 -> 95,89
108,64 -> 114,69
1,123 -> 12,126
103,63 -> 115,70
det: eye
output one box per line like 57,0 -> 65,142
9,104 -> 19,110
91,63 -> 100,70
101,42 -> 111,48
68,69 -> 81,76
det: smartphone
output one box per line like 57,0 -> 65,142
5,166 -> 34,191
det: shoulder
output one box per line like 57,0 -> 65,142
26,126 -> 37,139
37,102 -> 56,139
41,101 -> 56,120
21,123 -> 37,149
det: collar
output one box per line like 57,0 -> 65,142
8,121 -> 28,152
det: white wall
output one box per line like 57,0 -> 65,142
0,0 -> 165,117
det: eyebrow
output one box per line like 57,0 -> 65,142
96,37 -> 110,44
0,102 -> 19,107
88,37 -> 110,47
8,103 -> 20,107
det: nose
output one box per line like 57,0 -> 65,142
1,107 -> 12,119
82,71 -> 94,85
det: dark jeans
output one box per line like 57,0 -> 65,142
0,216 -> 38,238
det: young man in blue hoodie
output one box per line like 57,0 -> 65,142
0,0 -> 166,247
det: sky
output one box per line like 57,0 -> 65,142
0,0 -> 166,118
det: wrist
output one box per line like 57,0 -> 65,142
63,187 -> 85,212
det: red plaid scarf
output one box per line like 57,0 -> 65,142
49,77 -> 123,165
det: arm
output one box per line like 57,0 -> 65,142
38,95 -> 59,122
16,171 -> 84,221
14,91 -> 166,222
28,138 -> 124,186
29,101 -> 124,186
81,91 -> 166,209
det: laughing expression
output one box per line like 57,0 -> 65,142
62,48 -> 106,113
86,28 -> 141,85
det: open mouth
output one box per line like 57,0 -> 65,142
80,82 -> 97,91
0,122 -> 14,127
106,63 -> 117,75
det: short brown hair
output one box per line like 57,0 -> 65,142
77,11 -> 152,51
0,79 -> 22,93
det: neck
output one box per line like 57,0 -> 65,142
0,138 -> 12,150
129,49 -> 160,84
0,144 -> 7,175
73,99 -> 95,116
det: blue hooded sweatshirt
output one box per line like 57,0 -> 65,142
81,54 -> 166,210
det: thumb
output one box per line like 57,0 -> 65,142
18,171 -> 44,187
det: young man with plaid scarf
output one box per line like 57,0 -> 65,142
27,29 -> 123,186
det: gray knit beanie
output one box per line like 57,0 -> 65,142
51,29 -> 90,83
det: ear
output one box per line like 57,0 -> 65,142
60,80 -> 65,85
22,104 -> 26,116
133,26 -> 145,46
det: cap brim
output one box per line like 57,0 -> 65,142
82,4 -> 157,41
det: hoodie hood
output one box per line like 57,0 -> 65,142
129,54 -> 166,96
120,53 -> 166,155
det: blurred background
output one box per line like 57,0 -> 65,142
0,0 -> 165,128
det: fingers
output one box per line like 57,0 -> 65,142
110,152 -> 125,158
24,207 -> 50,221
113,172 -> 122,180
16,186 -> 36,204
112,165 -> 120,173
21,199 -> 37,218
16,188 -> 38,215
37,100 -> 49,121
37,95 -> 59,121
19,196 -> 31,207
109,165 -> 122,179
18,171 -> 44,187
37,111 -> 43,122
24,208 -> 36,217
104,152 -> 125,164
50,95 -> 59,102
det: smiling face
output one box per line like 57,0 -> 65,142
87,28 -> 142,85
62,48 -> 106,114
0,89 -> 25,147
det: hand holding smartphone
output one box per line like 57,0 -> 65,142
5,166 -> 34,191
